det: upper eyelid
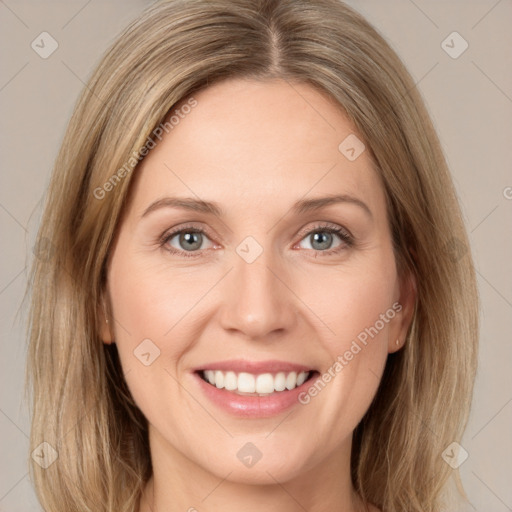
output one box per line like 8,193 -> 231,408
161,223 -> 215,241
161,222 -> 352,248
296,222 -> 352,239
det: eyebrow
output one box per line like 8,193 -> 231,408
293,194 -> 372,218
141,194 -> 372,219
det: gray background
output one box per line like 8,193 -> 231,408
1,1 -> 511,510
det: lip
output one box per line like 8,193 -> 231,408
192,359 -> 314,374
191,359 -> 318,418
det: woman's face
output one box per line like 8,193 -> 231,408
103,78 -> 414,485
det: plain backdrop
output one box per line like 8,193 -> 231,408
0,1 -> 511,511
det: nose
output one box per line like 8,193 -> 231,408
219,248 -> 298,341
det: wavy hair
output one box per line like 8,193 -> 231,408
26,0 -> 479,510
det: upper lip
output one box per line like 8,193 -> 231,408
193,359 -> 315,374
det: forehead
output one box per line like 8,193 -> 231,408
128,78 -> 386,220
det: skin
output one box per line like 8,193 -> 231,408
100,78 -> 416,512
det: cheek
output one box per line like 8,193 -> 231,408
335,272 -> 395,350
106,255 -> 210,430
294,251 -> 396,432
108,253 -> 213,357
105,250 -> 219,416
298,249 -> 397,355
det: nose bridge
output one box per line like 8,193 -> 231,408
220,242 -> 296,339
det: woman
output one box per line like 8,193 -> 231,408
26,0 -> 479,511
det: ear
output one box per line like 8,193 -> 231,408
388,268 -> 417,354
98,295 -> 114,345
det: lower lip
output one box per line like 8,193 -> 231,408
193,372 -> 317,418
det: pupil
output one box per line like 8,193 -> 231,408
312,232 -> 332,250
177,231 -> 333,252
180,232 -> 201,250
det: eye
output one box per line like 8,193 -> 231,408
160,222 -> 354,258
296,223 -> 353,255
161,224 -> 215,257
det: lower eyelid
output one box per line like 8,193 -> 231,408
296,236 -> 352,254
161,226 -> 353,256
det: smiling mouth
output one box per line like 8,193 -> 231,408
197,369 -> 319,396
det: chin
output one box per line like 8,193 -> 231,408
196,445 -> 312,485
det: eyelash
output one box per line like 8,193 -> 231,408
159,222 -> 354,259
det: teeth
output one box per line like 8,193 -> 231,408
202,370 -> 310,394
214,370 -> 224,389
256,373 -> 274,394
224,371 -> 237,390
296,371 -> 307,386
238,372 -> 256,393
285,371 -> 297,390
274,372 -> 286,392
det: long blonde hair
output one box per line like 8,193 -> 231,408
26,0 -> 479,510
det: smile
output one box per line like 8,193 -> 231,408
199,369 -> 312,395
192,360 -> 319,417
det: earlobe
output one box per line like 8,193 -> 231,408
388,270 -> 417,353
98,298 -> 114,345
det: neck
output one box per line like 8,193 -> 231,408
139,425 -> 368,512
